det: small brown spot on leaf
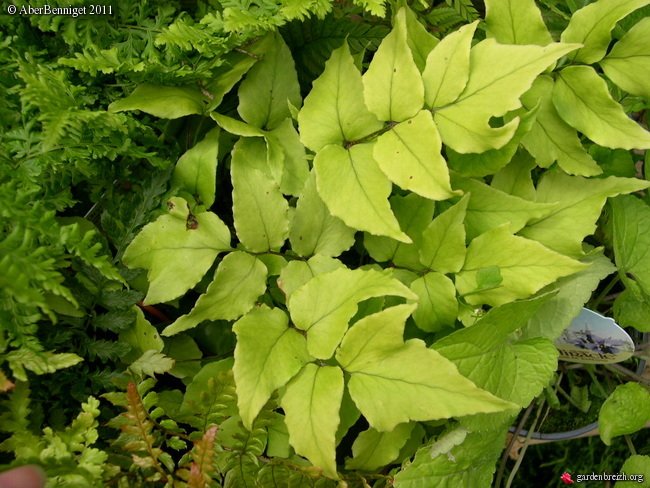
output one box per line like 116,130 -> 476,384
186,215 -> 199,230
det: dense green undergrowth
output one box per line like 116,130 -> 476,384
2,0 -> 650,486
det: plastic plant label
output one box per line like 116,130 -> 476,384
554,308 -> 635,364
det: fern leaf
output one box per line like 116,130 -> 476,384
445,0 -> 479,21
187,426 -> 218,488
121,382 -> 167,476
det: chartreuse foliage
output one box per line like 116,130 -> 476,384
4,0 -> 650,486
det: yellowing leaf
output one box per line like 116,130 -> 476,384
365,193 -> 435,270
237,32 -> 301,130
171,127 -> 220,208
451,174 -> 556,240
422,21 -> 477,109
267,119 -> 310,196
363,8 -> 424,122
314,143 -> 410,242
485,0 -> 553,45
289,268 -> 416,359
298,43 -> 382,152
374,110 -> 459,200
553,66 -> 650,150
456,225 -> 587,306
336,304 -> 516,431
289,171 -> 355,258
346,423 -> 416,471
434,40 -> 580,153
519,173 -> 650,257
521,76 -> 601,176
410,272 -> 458,332
109,83 -> 206,119
600,17 -> 650,99
419,194 -> 468,273
162,252 -> 267,337
233,305 -> 312,429
403,4 -> 439,71
278,255 -> 344,303
561,0 -> 650,64
122,197 -> 231,305
282,364 -> 344,479
231,141 -> 289,252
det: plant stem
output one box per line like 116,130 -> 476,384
505,399 -> 546,488
624,434 -> 637,456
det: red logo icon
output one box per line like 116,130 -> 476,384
561,472 -> 574,484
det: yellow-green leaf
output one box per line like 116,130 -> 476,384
298,43 -> 382,152
122,197 -> 231,305
561,0 -> 650,64
336,304 -> 517,432
422,21 -> 478,109
456,225 -> 588,306
314,143 -> 410,242
600,17 -> 650,99
233,305 -> 313,429
282,364 -> 343,479
363,7 -> 424,122
434,40 -> 580,153
553,66 -> 650,150
521,76 -> 601,176
162,251 -> 267,336
374,110 -> 459,200
485,0 -> 553,45
109,83 -> 206,119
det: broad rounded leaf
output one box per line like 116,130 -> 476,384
410,272 -> 458,332
553,66 -> 650,150
419,194 -> 469,273
233,306 -> 313,429
123,197 -> 231,305
521,76 -> 601,176
346,423 -> 415,471
434,295 -> 557,406
119,307 -> 164,364
277,255 -> 344,304
231,141 -> 289,252
451,174 -> 556,241
519,173 -> 650,257
365,193 -> 435,270
610,195 -> 650,295
599,383 -> 650,445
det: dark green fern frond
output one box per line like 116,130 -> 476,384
281,14 -> 389,90
445,0 -> 479,21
